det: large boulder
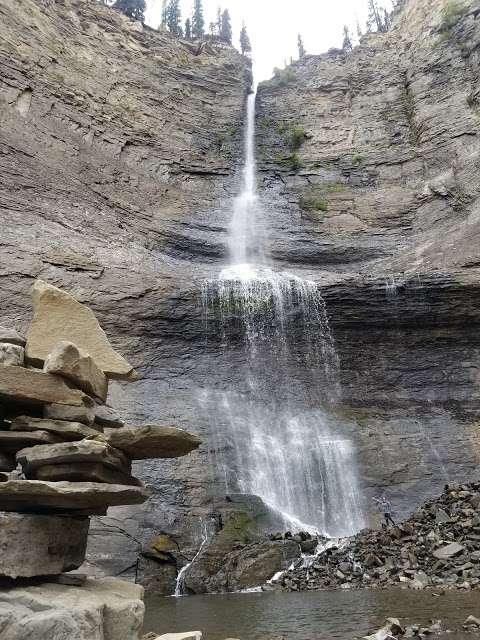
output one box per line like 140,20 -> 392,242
17,440 -> 132,477
11,416 -> 102,440
0,480 -> 149,514
0,512 -> 89,578
0,578 -> 144,640
0,366 -> 91,407
212,539 -> 301,592
44,341 -> 108,402
182,509 -> 301,594
26,280 -> 137,381
99,425 -> 202,460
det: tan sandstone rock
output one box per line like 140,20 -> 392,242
0,430 -> 62,453
94,404 -> 125,429
0,366 -> 91,407
0,512 -> 89,578
0,577 -> 145,640
0,343 -> 24,367
44,340 -> 108,402
99,425 -> 202,460
0,326 -> 26,346
0,480 -> 149,513
35,462 -> 142,486
44,399 -> 95,426
26,280 -> 137,380
17,440 -> 131,477
11,416 -> 102,440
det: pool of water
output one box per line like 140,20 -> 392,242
144,588 -> 480,640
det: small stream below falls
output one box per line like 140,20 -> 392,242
144,589 -> 480,639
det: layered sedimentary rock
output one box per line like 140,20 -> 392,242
2,0 -> 480,588
253,0 -> 480,527
0,0 -> 251,573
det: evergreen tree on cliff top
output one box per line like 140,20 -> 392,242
297,34 -> 306,59
160,0 -> 168,29
220,9 -> 232,44
342,25 -> 353,52
114,0 -> 146,21
185,17 -> 192,39
192,0 -> 205,38
167,0 -> 182,36
367,0 -> 390,33
239,23 -> 251,56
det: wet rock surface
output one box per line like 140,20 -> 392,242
272,482 -> 480,593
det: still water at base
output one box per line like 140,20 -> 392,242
144,588 -> 480,640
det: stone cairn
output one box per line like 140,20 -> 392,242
0,279 -> 201,581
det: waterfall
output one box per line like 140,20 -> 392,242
228,93 -> 263,264
174,522 -> 209,597
201,93 -> 364,536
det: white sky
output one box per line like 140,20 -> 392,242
145,0 -> 394,81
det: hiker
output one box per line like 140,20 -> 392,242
373,495 -> 396,528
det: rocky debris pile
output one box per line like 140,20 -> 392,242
360,615 -> 480,639
0,279 -> 201,585
272,482 -> 480,592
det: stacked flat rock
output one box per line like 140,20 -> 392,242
0,279 -> 201,579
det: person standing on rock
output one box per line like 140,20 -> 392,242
373,495 -> 396,528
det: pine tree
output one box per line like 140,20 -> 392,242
160,0 -> 168,29
216,7 -> 222,35
209,21 -> 217,36
166,0 -> 182,36
192,0 -> 204,38
297,34 -> 306,59
367,0 -> 390,33
113,0 -> 146,21
383,8 -> 392,30
342,25 -> 353,52
239,23 -> 251,56
185,17 -> 192,38
220,9 -> 232,44
356,19 -> 363,39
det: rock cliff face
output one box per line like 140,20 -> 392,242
0,0 -> 251,576
255,0 -> 480,526
2,0 -> 480,590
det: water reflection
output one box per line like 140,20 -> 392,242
144,588 -> 480,640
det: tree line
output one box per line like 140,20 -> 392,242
99,0 -> 251,56
342,0 -> 399,54
296,0 -> 399,62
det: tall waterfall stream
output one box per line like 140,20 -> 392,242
200,93 -> 364,537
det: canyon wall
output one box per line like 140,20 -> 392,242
2,0 -> 480,587
255,0 -> 480,527
0,0 -> 251,576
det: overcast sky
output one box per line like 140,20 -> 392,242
145,0 -> 394,81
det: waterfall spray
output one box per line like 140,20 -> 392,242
201,93 -> 364,536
